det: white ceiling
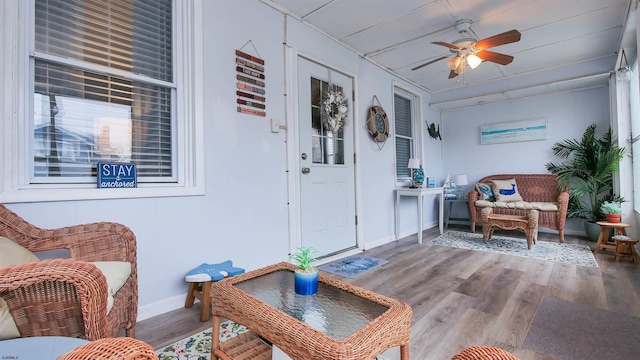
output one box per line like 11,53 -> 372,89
262,0 -> 636,110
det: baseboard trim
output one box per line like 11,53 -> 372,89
138,294 -> 186,321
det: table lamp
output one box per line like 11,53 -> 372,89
407,158 -> 420,188
454,174 -> 468,198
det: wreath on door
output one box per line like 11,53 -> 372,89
323,89 -> 349,133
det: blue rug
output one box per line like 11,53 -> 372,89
319,255 -> 388,278
430,231 -> 599,268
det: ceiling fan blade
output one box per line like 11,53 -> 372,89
476,50 -> 514,65
475,30 -> 521,50
448,70 -> 458,79
411,56 -> 448,71
432,41 -> 459,50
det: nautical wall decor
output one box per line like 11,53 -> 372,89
236,41 -> 266,117
366,95 -> 389,150
426,122 -> 442,140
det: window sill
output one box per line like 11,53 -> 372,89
0,185 -> 205,203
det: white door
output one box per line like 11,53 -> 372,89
297,57 -> 356,257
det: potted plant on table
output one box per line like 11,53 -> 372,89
290,247 -> 321,295
545,124 -> 626,241
600,201 -> 623,223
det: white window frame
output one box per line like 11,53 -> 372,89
393,84 -> 422,186
0,0 -> 205,203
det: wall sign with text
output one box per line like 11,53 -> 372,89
236,50 -> 266,117
97,163 -> 137,188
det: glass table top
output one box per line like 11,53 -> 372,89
234,269 -> 389,340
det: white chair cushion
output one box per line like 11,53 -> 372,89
475,200 -> 558,211
90,261 -> 132,313
0,237 -> 38,340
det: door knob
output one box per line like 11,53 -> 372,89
301,167 -> 310,174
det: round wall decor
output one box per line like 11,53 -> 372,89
367,105 -> 389,143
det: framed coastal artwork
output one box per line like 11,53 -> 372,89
480,118 -> 547,145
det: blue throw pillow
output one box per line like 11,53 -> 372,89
475,182 -> 495,201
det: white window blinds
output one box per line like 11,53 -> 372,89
394,93 -> 413,179
32,0 -> 174,181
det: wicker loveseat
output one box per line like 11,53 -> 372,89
467,174 -> 569,242
0,204 -> 137,341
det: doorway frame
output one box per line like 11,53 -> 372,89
284,48 -> 363,264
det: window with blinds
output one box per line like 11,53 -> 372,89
32,0 -> 174,182
394,92 -> 414,180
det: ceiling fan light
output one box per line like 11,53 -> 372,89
455,61 -> 466,74
467,54 -> 482,69
447,56 -> 461,70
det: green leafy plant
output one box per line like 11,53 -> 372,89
289,247 -> 320,272
545,124 -> 626,222
600,201 -> 622,215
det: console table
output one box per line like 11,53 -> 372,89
395,187 -> 444,244
210,262 -> 412,360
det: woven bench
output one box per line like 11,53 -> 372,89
481,207 -> 538,249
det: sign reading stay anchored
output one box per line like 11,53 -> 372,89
97,163 -> 137,188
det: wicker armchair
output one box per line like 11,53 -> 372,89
0,204 -> 137,341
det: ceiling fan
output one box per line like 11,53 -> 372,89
412,20 -> 521,79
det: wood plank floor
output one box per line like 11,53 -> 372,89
137,226 -> 640,359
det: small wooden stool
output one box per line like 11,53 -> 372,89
593,221 -> 631,254
613,235 -> 638,264
481,207 -> 538,249
184,260 -> 244,321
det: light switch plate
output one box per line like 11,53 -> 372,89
270,118 -> 279,133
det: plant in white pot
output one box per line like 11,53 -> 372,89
600,201 -> 623,223
290,247 -> 321,295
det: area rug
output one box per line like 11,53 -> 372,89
524,297 -> 640,359
156,320 -> 388,359
430,231 -> 598,268
319,254 -> 388,278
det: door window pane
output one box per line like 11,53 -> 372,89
310,77 -> 344,165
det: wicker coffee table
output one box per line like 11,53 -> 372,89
210,262 -> 412,360
481,207 -> 539,249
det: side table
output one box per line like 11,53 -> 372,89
395,187 -> 444,244
445,198 -> 470,227
594,221 -> 631,254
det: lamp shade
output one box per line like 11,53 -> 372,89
466,54 -> 482,69
454,174 -> 468,186
447,56 -> 461,70
407,158 -> 420,169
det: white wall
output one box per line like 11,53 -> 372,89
2,1 -> 441,319
8,1 -> 617,320
441,86 -> 611,234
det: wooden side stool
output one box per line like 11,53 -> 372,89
594,221 -> 631,254
184,260 -> 245,321
613,235 -> 638,264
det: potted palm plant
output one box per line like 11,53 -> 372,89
600,201 -> 623,223
545,124 -> 626,241
290,247 -> 320,295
